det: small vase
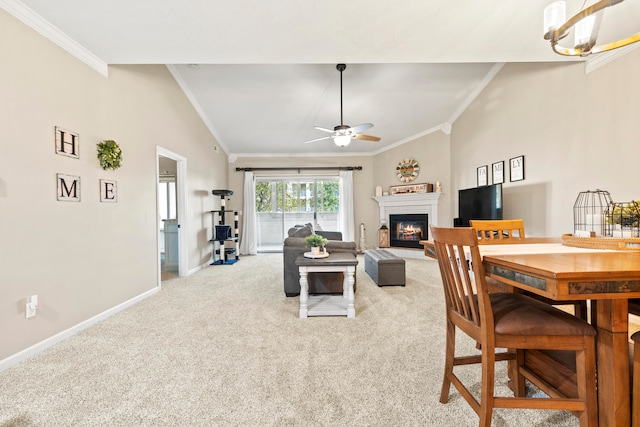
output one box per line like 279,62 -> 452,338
311,246 -> 321,255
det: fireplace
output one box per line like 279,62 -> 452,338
389,214 -> 428,249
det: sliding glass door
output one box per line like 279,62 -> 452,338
255,177 -> 339,252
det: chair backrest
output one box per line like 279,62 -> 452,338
430,226 -> 493,341
469,219 -> 525,243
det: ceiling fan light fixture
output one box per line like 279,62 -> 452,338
334,135 -> 352,147
542,0 -> 640,57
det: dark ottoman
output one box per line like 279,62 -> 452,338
364,249 -> 406,287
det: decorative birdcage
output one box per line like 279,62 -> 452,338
565,190 -> 640,250
573,190 -> 613,237
604,200 -> 640,238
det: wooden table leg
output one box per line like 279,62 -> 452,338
299,268 -> 309,318
346,265 -> 355,318
596,299 -> 630,426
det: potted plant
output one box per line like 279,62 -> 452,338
606,201 -> 640,237
305,233 -> 328,255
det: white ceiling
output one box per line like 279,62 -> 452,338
4,0 -> 640,156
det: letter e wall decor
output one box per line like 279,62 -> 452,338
100,179 -> 117,203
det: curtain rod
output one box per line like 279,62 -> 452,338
235,166 -> 362,172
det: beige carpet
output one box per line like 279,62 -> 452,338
0,254 -> 579,426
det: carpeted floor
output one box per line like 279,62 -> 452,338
0,254 -> 580,426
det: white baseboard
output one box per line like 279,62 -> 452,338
187,261 -> 210,276
0,287 -> 160,373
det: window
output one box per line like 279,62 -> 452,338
255,177 -> 339,252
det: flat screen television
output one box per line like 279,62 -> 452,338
457,184 -> 503,227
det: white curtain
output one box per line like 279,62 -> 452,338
339,170 -> 355,242
239,171 -> 258,255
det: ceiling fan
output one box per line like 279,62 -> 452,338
304,64 -> 381,147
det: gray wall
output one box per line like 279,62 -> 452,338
0,10 -> 227,362
451,52 -> 640,237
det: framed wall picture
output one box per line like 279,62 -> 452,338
509,155 -> 525,182
477,165 -> 488,186
492,161 -> 504,184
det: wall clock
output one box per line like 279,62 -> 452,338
396,158 -> 419,183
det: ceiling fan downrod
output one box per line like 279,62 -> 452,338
302,63 -> 379,146
337,64 -> 346,127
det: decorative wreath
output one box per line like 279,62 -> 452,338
97,140 -> 123,170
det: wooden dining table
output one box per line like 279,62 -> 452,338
420,238 -> 640,426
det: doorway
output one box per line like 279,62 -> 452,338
159,155 -> 178,279
156,147 -> 187,283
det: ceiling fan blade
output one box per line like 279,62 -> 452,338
353,134 -> 381,142
304,136 -> 331,144
348,123 -> 373,134
313,126 -> 336,134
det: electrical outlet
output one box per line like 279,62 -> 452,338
25,295 -> 38,319
25,303 -> 36,318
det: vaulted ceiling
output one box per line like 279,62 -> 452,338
4,0 -> 639,156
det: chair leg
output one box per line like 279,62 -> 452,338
479,349 -> 496,427
440,319 -> 456,403
575,301 -> 588,321
589,300 -> 597,329
508,349 -> 526,398
575,338 -> 598,426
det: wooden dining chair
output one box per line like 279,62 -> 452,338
469,218 -> 588,320
431,226 -> 598,427
469,219 -> 525,243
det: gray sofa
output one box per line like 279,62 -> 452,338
283,224 -> 358,297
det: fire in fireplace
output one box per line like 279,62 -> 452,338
389,214 -> 428,249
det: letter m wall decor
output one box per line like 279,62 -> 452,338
57,173 -> 81,202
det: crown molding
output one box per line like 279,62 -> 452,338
230,151 -> 373,160
371,124 -> 449,156
0,0 -> 108,76
585,42 -> 640,74
166,65 -> 230,156
447,62 -> 505,125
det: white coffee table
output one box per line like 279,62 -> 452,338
295,252 -> 358,318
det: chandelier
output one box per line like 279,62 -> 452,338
543,0 -> 640,56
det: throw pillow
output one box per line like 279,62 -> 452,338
290,224 -> 313,238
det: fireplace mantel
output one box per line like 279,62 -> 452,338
373,192 -> 444,257
373,192 -> 444,227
